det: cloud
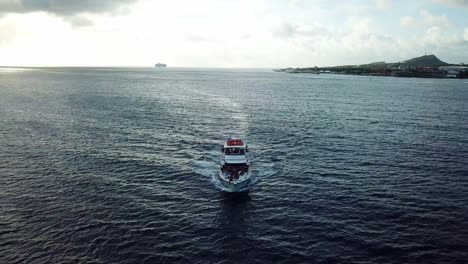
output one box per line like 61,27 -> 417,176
63,15 -> 94,27
400,16 -> 417,27
273,21 -> 329,39
185,34 -> 221,44
297,24 -> 329,37
376,0 -> 392,10
0,18 -> 16,44
273,21 -> 296,38
432,0 -> 468,7
1,0 -> 467,67
348,16 -> 375,35
425,26 -> 443,43
420,10 -> 452,28
400,10 -> 452,28
0,0 -> 137,16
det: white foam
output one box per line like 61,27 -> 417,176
210,173 -> 258,192
251,162 -> 278,178
193,152 -> 277,192
192,160 -> 217,178
192,89 -> 250,138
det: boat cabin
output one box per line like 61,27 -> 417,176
221,138 -> 249,164
224,147 -> 246,155
222,138 -> 248,154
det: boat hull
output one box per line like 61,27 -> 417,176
217,171 -> 252,192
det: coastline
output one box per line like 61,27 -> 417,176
275,55 -> 468,79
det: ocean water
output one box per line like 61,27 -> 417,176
1,67 -> 467,263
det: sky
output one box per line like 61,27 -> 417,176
0,0 -> 467,67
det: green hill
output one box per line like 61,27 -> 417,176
397,55 -> 449,67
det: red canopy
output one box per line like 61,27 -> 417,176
227,138 -> 243,146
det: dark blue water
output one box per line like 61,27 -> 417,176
1,67 -> 468,263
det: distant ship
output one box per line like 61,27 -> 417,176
155,62 -> 167,68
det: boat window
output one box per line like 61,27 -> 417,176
224,148 -> 245,155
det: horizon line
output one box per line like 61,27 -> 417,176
0,65 -> 279,69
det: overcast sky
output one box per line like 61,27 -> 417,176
0,0 -> 467,67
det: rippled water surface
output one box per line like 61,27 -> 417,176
1,67 -> 468,263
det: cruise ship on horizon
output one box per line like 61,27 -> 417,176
155,62 -> 167,68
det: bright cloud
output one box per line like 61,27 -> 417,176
420,10 -> 452,28
400,16 -> 418,27
376,0 -> 392,10
400,10 -> 452,28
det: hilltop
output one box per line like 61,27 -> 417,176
392,55 -> 449,67
359,55 -> 449,68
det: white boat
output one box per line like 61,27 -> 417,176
218,138 -> 251,192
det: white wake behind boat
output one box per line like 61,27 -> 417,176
218,138 -> 251,192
